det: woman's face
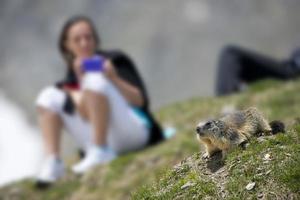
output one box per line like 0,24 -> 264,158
65,20 -> 96,59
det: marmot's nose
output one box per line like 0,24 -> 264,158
196,126 -> 201,134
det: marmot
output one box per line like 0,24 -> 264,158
196,107 -> 285,159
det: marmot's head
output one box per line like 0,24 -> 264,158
196,120 -> 226,138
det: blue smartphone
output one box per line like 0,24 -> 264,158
82,56 -> 104,72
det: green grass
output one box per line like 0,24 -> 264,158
225,128 -> 300,199
132,160 -> 217,200
132,126 -> 300,199
1,79 -> 300,200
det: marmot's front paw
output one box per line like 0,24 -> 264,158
202,152 -> 210,159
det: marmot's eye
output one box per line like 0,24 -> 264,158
205,122 -> 212,127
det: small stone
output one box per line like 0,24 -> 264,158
181,181 -> 195,190
217,168 -> 225,173
257,172 -> 264,176
263,153 -> 272,161
257,167 -> 262,171
245,182 -> 256,190
257,137 -> 266,142
265,170 -> 271,175
258,193 -> 264,198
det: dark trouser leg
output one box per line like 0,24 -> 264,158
215,45 -> 294,96
215,45 -> 243,96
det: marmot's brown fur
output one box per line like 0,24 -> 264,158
196,107 -> 285,158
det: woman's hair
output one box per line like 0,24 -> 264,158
58,15 -> 100,67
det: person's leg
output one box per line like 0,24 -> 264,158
80,90 -> 147,150
236,47 -> 292,82
71,73 -> 149,173
37,107 -> 63,157
215,45 -> 245,96
35,86 -> 67,183
81,90 -> 109,146
71,73 -> 115,174
81,73 -> 149,153
215,45 -> 290,96
36,86 -> 68,157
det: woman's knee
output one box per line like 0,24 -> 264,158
81,73 -> 111,96
36,86 -> 67,113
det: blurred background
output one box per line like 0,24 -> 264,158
0,0 -> 300,186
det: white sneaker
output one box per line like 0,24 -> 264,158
72,146 -> 116,174
36,155 -> 65,183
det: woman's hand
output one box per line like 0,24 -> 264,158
103,60 -> 144,107
103,60 -> 118,81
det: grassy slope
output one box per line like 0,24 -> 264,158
1,79 -> 300,200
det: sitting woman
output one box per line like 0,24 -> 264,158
36,16 -> 164,184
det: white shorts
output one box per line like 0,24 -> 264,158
36,73 -> 150,154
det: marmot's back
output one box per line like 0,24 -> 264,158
221,110 -> 246,129
222,107 -> 271,138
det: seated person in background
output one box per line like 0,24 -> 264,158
215,45 -> 300,96
35,15 -> 164,184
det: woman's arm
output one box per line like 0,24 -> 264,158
104,60 -> 144,107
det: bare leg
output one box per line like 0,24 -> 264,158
37,106 -> 63,157
80,90 -> 110,146
71,90 -> 115,174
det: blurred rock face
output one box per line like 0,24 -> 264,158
1,0 -> 300,119
0,91 -> 43,186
